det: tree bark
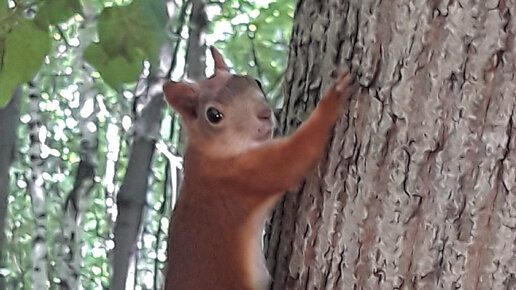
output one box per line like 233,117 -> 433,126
0,88 -> 21,290
265,1 -> 516,289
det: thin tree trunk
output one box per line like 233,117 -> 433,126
57,84 -> 98,290
266,1 -> 516,289
111,79 -> 165,290
0,88 -> 21,290
27,83 -> 49,290
110,0 -> 188,286
185,0 -> 207,81
178,0 -> 207,155
109,0 -> 205,288
111,0 -> 209,288
56,10 -> 99,288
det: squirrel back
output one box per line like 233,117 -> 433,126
163,47 -> 356,290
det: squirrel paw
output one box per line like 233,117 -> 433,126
328,72 -> 358,106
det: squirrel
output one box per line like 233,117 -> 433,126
163,46 -> 356,290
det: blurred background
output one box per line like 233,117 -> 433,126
0,0 -> 293,289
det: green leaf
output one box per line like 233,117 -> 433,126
0,1 -> 8,20
84,0 -> 167,90
85,43 -> 142,88
35,0 -> 81,26
0,20 -> 50,108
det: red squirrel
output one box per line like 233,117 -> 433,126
163,47 -> 356,290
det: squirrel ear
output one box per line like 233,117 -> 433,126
210,46 -> 229,72
163,81 -> 198,120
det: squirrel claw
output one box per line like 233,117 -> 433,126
335,73 -> 353,93
333,71 -> 357,95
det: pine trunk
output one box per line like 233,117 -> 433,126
265,1 -> 516,289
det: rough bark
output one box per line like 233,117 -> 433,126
0,88 -> 21,290
265,1 -> 516,289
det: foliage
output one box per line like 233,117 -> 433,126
1,0 -> 294,288
209,0 -> 294,104
0,0 -> 166,107
0,3 -> 50,108
84,0 -> 167,89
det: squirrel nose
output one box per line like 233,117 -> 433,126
257,107 -> 272,121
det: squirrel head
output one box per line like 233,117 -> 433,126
163,47 -> 275,157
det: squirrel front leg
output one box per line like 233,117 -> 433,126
228,73 -> 356,195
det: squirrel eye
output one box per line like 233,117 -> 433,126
206,107 -> 224,124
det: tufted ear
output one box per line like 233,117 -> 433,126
210,46 -> 229,73
163,81 -> 198,120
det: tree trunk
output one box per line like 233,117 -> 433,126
27,83 -> 49,290
111,79 -> 165,290
110,0 -> 207,288
185,0 -> 207,81
57,83 -> 98,290
56,11 -> 99,287
265,1 -> 516,289
0,88 -> 21,290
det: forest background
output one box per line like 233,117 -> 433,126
0,0 -> 293,289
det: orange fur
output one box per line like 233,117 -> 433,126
164,47 -> 355,290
